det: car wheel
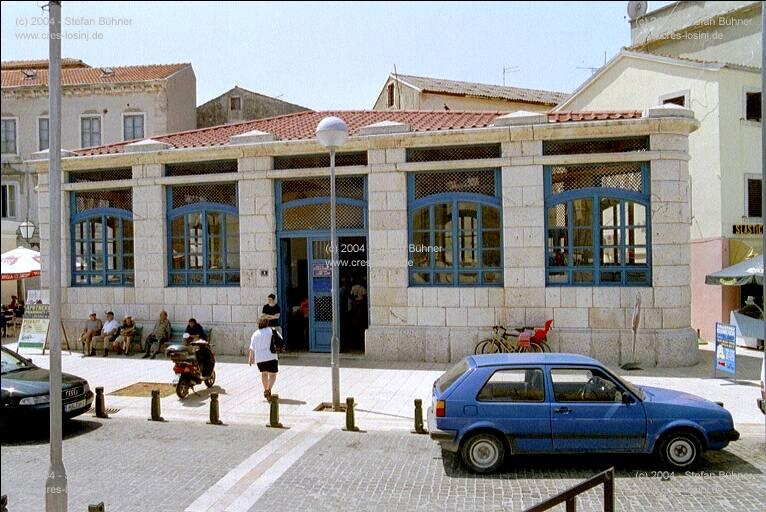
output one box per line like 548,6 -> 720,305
461,433 -> 505,473
658,431 -> 702,469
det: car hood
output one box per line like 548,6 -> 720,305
639,385 -> 724,412
1,367 -> 87,396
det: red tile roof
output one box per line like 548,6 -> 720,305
72,109 -> 644,156
547,111 -> 643,123
1,58 -> 89,70
2,63 -> 190,88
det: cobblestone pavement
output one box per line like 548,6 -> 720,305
253,429 -> 766,512
0,416 -> 283,512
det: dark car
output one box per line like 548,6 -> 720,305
428,353 -> 739,473
1,346 -> 94,429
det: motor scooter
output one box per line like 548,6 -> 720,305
165,339 -> 216,399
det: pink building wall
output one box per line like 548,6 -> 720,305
692,237 -> 739,341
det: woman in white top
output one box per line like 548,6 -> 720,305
248,316 -> 278,399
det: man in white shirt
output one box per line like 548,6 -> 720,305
91,311 -> 120,357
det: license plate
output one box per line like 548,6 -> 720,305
64,398 -> 87,413
172,375 -> 180,384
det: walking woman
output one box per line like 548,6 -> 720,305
248,316 -> 278,399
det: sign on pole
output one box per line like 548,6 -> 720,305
17,303 -> 50,352
713,322 -> 736,378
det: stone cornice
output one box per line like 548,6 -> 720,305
1,81 -> 166,100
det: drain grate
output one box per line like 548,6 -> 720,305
89,406 -> 121,415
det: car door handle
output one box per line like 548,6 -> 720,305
553,407 -> 571,414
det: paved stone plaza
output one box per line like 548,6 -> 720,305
1,342 -> 764,511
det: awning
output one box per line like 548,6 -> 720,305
705,255 -> 763,286
1,247 -> 41,281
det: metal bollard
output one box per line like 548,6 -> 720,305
149,389 -> 165,422
87,502 -> 105,512
413,399 -> 427,434
207,392 -> 223,425
343,397 -> 359,432
95,386 -> 108,419
266,394 -> 283,428
1,494 -> 8,512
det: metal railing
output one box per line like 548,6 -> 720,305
524,467 -> 615,512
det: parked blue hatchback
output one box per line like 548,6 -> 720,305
427,353 -> 739,473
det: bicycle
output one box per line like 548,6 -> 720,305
475,326 -> 515,354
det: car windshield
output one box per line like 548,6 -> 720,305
436,359 -> 469,394
0,349 -> 33,374
611,372 -> 645,400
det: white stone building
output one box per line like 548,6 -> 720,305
555,0 -> 762,341
29,107 -> 699,367
1,58 -> 196,304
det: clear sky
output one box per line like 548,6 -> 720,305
1,1 -> 673,110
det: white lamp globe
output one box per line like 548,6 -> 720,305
316,116 -> 349,149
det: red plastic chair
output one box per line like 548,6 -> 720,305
532,319 -> 553,343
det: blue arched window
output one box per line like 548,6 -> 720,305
545,162 -> 651,286
167,183 -> 240,287
71,189 -> 134,286
407,169 -> 502,286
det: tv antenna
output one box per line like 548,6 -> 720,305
502,65 -> 519,86
577,51 -> 608,75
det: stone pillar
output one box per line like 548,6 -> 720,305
132,164 -> 165,322
501,139 -> 547,330
649,133 -> 697,366
237,156 -> 276,350
365,148 -> 418,360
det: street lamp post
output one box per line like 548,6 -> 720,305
45,2 -> 67,511
316,116 -> 348,411
19,220 -> 36,246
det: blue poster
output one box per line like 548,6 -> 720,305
313,278 -> 331,293
714,322 -> 736,376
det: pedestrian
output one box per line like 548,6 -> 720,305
142,310 -> 172,359
79,312 -> 102,355
183,317 -> 207,342
248,316 -> 278,400
114,315 -> 136,355
92,311 -> 120,357
262,294 -> 281,333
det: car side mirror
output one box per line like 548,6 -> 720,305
621,393 -> 634,404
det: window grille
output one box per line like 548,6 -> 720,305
74,189 -> 132,213
406,144 -> 500,163
273,151 -> 367,170
282,203 -> 364,231
414,170 -> 496,200
171,183 -> 237,209
550,162 -> 643,195
68,168 -> 132,183
543,137 -> 648,156
280,177 -> 365,202
165,160 -> 238,177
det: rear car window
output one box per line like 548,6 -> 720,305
477,368 -> 545,402
436,359 -> 469,394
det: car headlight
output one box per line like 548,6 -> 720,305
83,382 -> 91,394
19,395 -> 50,405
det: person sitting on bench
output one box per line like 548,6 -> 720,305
142,310 -> 171,359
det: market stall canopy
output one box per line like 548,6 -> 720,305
1,247 -> 41,281
705,255 -> 763,286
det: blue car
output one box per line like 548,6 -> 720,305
427,353 -> 739,473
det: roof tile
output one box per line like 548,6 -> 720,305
2,63 -> 190,88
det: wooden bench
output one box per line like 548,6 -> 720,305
144,325 -> 213,357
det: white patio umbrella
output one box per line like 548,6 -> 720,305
1,246 -> 41,281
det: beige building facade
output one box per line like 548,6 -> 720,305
197,86 -> 310,128
373,73 -> 568,112
556,1 -> 762,341
1,60 -> 196,304
30,107 -> 699,367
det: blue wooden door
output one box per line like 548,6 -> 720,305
308,238 -> 333,352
